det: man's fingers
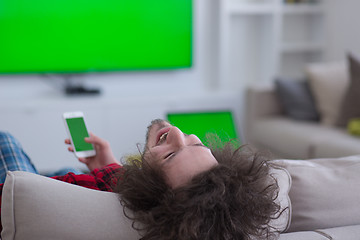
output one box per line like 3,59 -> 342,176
68,146 -> 74,152
78,158 -> 89,164
65,139 -> 71,144
85,132 -> 107,146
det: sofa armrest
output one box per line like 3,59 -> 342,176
244,84 -> 283,140
275,155 -> 360,233
1,171 -> 140,240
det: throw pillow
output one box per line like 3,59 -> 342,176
306,61 -> 349,126
347,118 -> 360,136
336,53 -> 360,127
275,78 -> 319,121
275,156 -> 360,232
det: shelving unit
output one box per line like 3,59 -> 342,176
283,4 -> 323,14
227,4 -> 277,14
218,0 -> 324,89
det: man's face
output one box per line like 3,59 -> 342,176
144,119 -> 218,188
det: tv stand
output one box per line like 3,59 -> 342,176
65,85 -> 101,95
63,75 -> 101,96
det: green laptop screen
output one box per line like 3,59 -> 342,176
167,111 -> 240,147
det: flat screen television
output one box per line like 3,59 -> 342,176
0,0 -> 192,74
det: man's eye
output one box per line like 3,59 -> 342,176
158,132 -> 168,145
165,152 -> 174,159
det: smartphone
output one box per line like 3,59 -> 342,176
63,111 -> 96,158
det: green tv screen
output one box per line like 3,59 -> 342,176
167,111 -> 241,147
0,0 -> 192,74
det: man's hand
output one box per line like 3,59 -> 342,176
65,133 -> 120,172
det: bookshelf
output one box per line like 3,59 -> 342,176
218,0 -> 324,89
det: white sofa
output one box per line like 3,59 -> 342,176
245,84 -> 360,159
2,155 -> 360,240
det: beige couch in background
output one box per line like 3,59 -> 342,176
245,84 -> 360,159
245,57 -> 360,159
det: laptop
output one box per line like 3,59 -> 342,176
167,111 -> 241,147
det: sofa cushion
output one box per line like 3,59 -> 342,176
279,231 -> 330,240
252,117 -> 360,159
306,61 -> 349,126
316,225 -> 360,240
251,117 -> 327,159
275,156 -> 360,232
312,129 -> 360,158
337,53 -> 360,127
1,171 -> 140,240
279,225 -> 360,240
275,78 -> 319,121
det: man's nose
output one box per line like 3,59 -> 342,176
167,127 -> 186,147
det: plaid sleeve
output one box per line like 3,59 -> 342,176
0,183 -> 3,232
52,163 -> 124,191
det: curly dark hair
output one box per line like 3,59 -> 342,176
115,142 -> 283,240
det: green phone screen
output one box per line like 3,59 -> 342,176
66,117 -> 94,152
